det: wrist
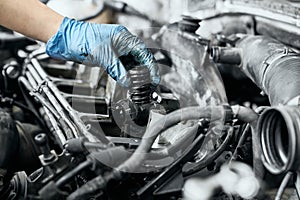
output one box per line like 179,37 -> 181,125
46,17 -> 89,62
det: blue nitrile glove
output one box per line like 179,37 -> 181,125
46,17 -> 160,86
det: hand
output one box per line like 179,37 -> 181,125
46,17 -> 160,86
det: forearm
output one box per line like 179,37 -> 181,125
0,0 -> 63,42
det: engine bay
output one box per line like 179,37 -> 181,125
1,0 -> 300,199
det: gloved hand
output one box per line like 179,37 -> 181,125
46,17 -> 160,86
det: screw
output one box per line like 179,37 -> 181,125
35,133 -> 54,161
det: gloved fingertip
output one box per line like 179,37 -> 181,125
150,73 -> 160,84
117,76 -> 131,88
114,25 -> 129,34
148,64 -> 161,86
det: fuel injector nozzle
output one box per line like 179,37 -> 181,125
127,66 -> 152,125
112,66 -> 160,137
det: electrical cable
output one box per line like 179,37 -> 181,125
84,142 -> 109,150
17,78 -> 47,128
230,123 -> 251,162
56,160 -> 92,188
275,171 -> 293,200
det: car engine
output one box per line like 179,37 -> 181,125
1,0 -> 300,199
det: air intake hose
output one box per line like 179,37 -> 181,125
258,106 -> 300,174
236,35 -> 300,106
236,36 -> 300,174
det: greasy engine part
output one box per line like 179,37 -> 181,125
233,35 -> 300,174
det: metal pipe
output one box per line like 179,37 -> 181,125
61,93 -> 106,101
50,77 -> 83,85
42,107 -> 67,147
25,71 -> 75,140
27,63 -> 77,139
30,58 -> 99,142
78,113 -> 110,122
18,77 -> 67,146
211,46 -> 241,65
25,72 -> 61,120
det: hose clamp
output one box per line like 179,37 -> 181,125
261,48 -> 298,91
